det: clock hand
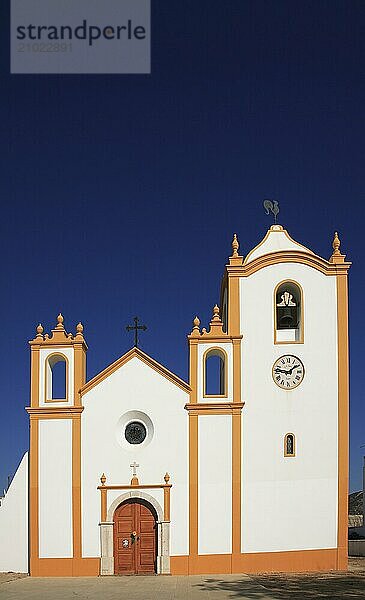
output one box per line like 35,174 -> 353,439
274,367 -> 290,375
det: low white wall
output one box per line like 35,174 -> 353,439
0,453 -> 28,573
349,540 -> 365,557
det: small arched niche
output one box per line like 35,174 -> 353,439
284,433 -> 296,457
274,280 -> 303,343
203,348 -> 227,397
45,353 -> 68,402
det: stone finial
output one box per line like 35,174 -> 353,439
332,231 -> 341,255
199,303 -> 224,338
75,322 -> 84,340
56,313 -> 65,329
212,304 -> 220,321
164,472 -> 170,484
229,233 -> 243,265
190,316 -> 201,337
36,324 -> 44,339
330,230 -> 346,263
231,233 -> 239,257
100,473 -> 106,486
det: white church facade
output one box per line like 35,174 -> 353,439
0,224 -> 350,576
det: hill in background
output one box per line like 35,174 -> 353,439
349,491 -> 363,515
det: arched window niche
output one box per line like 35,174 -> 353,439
284,433 -> 296,457
203,347 -> 227,397
274,280 -> 303,344
45,353 -> 68,402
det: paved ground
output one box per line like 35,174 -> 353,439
0,558 -> 364,600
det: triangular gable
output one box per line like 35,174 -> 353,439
80,347 -> 191,396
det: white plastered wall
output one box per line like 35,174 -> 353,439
197,342 -> 233,402
240,263 -> 338,553
39,419 -> 73,558
198,414 -> 232,554
81,356 -> 189,558
0,453 -> 28,573
39,347 -> 74,407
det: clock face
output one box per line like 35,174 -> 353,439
272,355 -> 304,390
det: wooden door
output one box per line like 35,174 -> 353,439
114,500 -> 157,575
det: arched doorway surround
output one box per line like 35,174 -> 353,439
100,490 -> 170,575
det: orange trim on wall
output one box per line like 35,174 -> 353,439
336,273 -> 349,571
232,412 -> 241,555
26,406 -> 84,417
100,487 -> 107,522
170,548 -> 340,576
234,548 -> 340,574
170,555 -> 189,575
29,418 -> 39,566
189,413 -> 198,556
74,344 -> 87,407
227,251 -> 351,278
72,415 -> 82,558
232,339 -> 241,404
185,402 -> 244,415
30,548 -> 342,577
163,486 -> 171,521
189,340 -> 198,404
231,336 -> 242,556
228,276 -> 240,337
30,346 -> 40,408
30,557 -> 100,577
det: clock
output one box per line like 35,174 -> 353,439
272,355 -> 304,390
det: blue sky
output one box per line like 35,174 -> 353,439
0,0 -> 364,493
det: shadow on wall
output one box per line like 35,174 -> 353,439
195,572 -> 365,599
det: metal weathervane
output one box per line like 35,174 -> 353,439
126,316 -> 147,348
263,199 -> 280,224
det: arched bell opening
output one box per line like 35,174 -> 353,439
274,280 -> 303,344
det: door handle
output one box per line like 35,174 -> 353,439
131,531 -> 140,544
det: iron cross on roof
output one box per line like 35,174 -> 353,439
126,316 -> 147,348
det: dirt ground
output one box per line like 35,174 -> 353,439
0,572 -> 27,584
247,557 -> 365,599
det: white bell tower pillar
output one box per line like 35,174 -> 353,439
27,314 -> 87,576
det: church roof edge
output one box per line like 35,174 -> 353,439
80,346 -> 191,396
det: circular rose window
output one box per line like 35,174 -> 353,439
125,421 -> 147,445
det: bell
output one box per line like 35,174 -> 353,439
277,306 -> 298,329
